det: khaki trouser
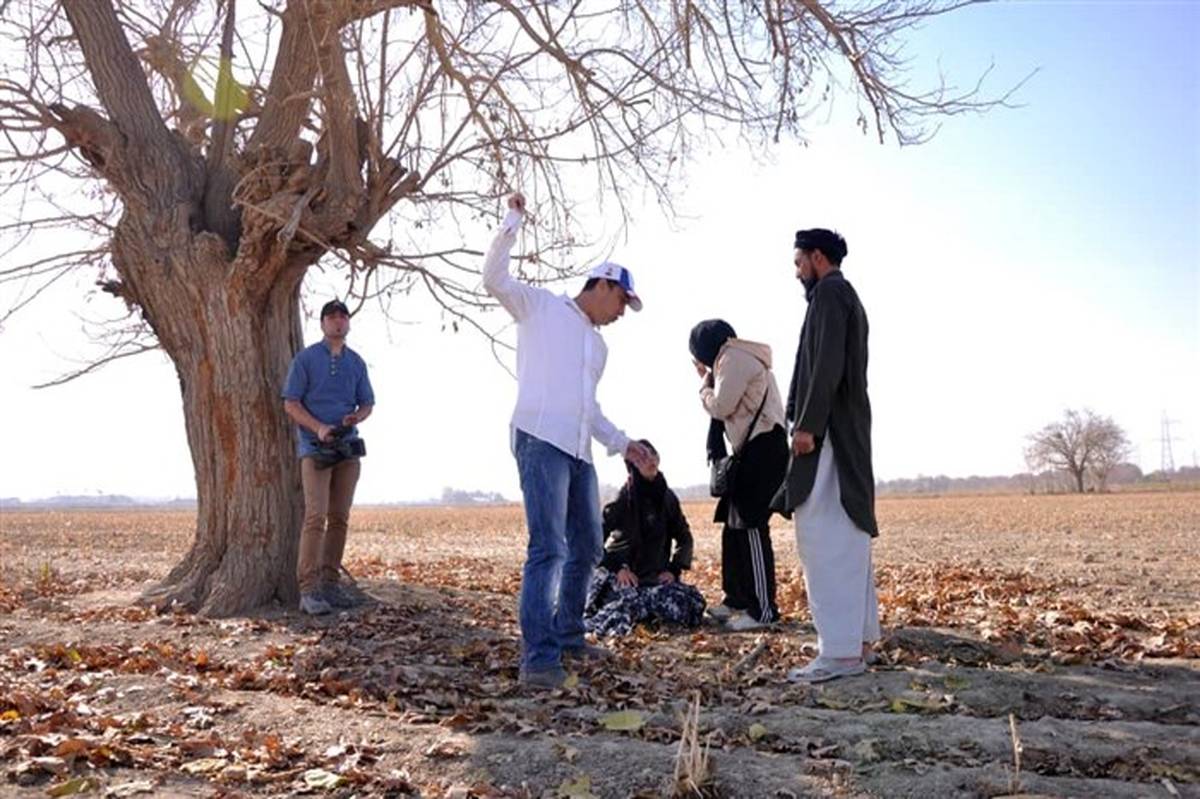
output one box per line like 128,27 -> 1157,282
298,457 -> 361,593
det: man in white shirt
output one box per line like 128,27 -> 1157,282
484,192 -> 652,689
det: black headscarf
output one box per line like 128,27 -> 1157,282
624,438 -> 665,496
688,319 -> 736,463
623,439 -> 666,540
688,319 -> 736,368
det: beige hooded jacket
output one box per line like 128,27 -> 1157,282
700,338 -> 786,452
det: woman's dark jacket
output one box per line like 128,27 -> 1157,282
600,475 -> 694,585
715,424 -> 789,530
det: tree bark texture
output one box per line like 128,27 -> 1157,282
104,213 -> 310,615
138,250 -> 307,615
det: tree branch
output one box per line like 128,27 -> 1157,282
61,0 -> 177,157
61,0 -> 200,208
314,4 -> 366,221
203,0 -> 242,249
32,342 -> 160,389
244,2 -> 322,154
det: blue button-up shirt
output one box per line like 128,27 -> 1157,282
282,341 -> 375,457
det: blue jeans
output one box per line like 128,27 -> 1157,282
514,429 -> 603,672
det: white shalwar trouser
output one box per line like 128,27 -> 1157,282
794,434 -> 881,659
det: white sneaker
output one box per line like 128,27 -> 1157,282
787,657 -> 866,684
706,603 -> 736,622
724,612 -> 771,632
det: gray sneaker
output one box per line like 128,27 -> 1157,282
320,583 -> 363,609
707,603 -> 736,622
299,592 -> 332,616
787,657 -> 866,684
519,666 -> 568,690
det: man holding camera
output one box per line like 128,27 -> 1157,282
283,299 -> 375,616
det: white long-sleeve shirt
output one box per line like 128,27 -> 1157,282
483,209 -> 630,464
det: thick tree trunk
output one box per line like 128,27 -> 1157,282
138,242 -> 307,616
53,0 -> 401,617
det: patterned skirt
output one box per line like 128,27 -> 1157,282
584,568 -> 707,637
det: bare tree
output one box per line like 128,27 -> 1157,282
0,0 -> 1021,615
1025,409 -> 1132,494
1086,417 -> 1134,492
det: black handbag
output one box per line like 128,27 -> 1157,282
709,391 -> 769,498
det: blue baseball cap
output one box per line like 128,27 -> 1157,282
587,261 -> 642,311
321,299 -> 351,318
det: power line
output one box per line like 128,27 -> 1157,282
1159,411 -> 1180,474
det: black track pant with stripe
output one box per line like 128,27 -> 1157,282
720,524 -> 778,622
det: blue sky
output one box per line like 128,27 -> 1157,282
890,0 -> 1199,470
0,1 -> 1196,501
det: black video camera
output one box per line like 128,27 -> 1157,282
312,425 -> 367,470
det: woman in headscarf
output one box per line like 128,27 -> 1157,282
689,319 -> 788,631
584,440 -> 705,637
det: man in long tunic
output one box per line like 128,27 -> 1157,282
777,228 -> 881,683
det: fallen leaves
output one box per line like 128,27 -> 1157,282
1,495 -> 1197,796
179,757 -> 226,775
872,563 -> 1200,665
598,710 -> 646,732
557,774 -> 598,798
46,776 -> 100,796
888,693 -> 954,714
301,767 -> 343,791
103,780 -> 156,797
423,738 -> 467,759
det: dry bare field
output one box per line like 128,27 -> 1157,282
1,491 -> 1198,798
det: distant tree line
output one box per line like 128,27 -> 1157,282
875,465 -> 1197,496
440,488 -> 508,506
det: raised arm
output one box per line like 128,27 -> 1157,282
482,192 -> 541,320
700,348 -> 754,420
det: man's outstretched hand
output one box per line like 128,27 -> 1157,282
508,192 -> 526,213
625,440 -> 653,470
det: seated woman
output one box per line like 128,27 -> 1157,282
584,440 -> 706,637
